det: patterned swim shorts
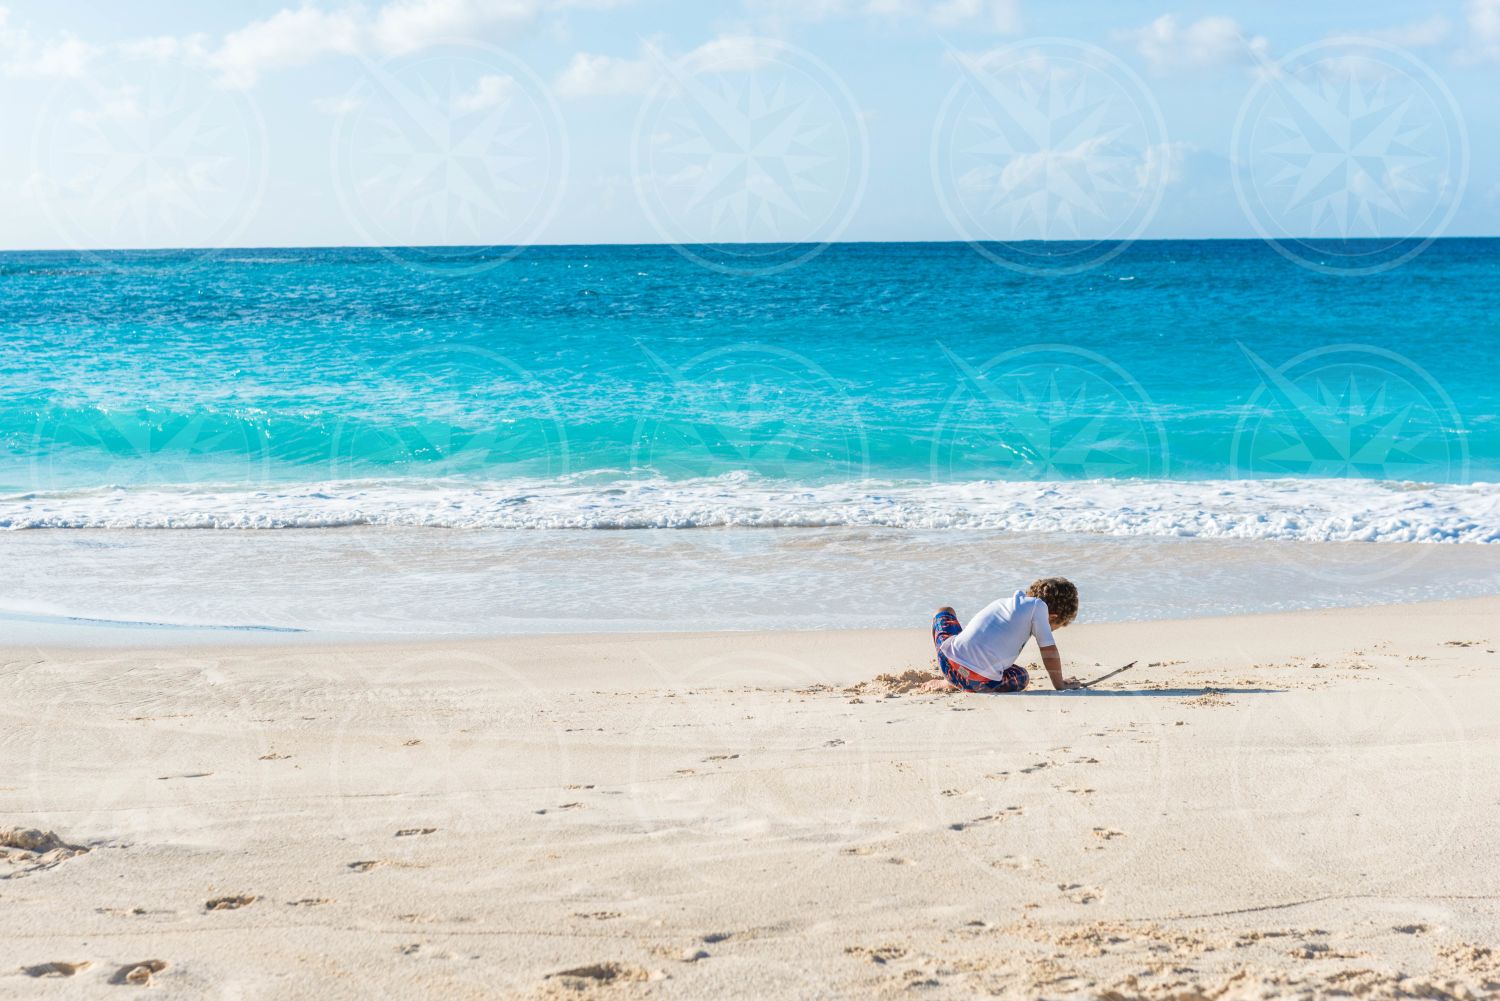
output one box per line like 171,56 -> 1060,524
931,607 -> 1029,693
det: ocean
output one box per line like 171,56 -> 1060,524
2,240 -> 1498,638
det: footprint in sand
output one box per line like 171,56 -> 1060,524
534,803 -> 583,815
348,859 -> 410,872
1058,883 -> 1102,904
845,945 -> 907,965
1,827 -> 90,875
546,962 -> 656,985
949,806 -> 1024,831
1091,828 -> 1125,841
704,754 -> 739,762
23,961 -> 91,978
112,960 -> 167,986
205,895 -> 256,911
575,911 -> 622,921
1289,941 -> 1362,960
395,828 -> 437,837
287,898 -> 333,907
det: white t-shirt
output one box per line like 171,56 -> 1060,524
940,591 -> 1056,682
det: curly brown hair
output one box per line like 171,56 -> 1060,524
1027,577 -> 1079,627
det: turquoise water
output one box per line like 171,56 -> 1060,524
1,240 -> 1497,540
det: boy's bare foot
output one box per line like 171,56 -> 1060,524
919,678 -> 952,693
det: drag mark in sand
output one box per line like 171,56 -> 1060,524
22,961 -> 91,978
204,895 -> 256,911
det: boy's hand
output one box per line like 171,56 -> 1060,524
1038,644 -> 1079,691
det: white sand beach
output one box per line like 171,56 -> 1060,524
3,597 -> 1498,999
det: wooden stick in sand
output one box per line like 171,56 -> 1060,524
1079,661 -> 1137,689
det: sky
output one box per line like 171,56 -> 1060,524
1,0 -> 1498,250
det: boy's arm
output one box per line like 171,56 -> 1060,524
1038,645 -> 1081,690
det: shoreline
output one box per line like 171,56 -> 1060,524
6,527 -> 1500,646
3,591 -> 1498,658
7,588 -> 1500,652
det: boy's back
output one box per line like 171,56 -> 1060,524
941,590 -> 1054,681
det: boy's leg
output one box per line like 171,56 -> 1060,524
995,665 -> 1030,693
930,608 -> 1028,694
932,606 -> 963,647
931,607 -> 969,690
933,607 -> 1000,693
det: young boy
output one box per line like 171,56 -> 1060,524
931,578 -> 1082,692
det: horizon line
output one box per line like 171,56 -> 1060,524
4,234 -> 1499,255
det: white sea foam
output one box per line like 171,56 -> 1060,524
2,475 -> 1498,544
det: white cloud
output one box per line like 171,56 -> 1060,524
453,72 -> 515,112
207,0 -> 616,88
928,0 -> 1021,33
210,5 -> 362,88
67,89 -> 144,127
555,50 -> 657,97
681,34 -> 780,72
556,35 -> 779,99
312,94 -> 364,115
371,0 -> 536,56
1137,140 -> 1192,188
119,34 -> 210,62
1123,14 -> 1268,74
1462,0 -> 1500,61
1356,14 -> 1451,48
0,7 -> 97,77
750,0 -> 1021,33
